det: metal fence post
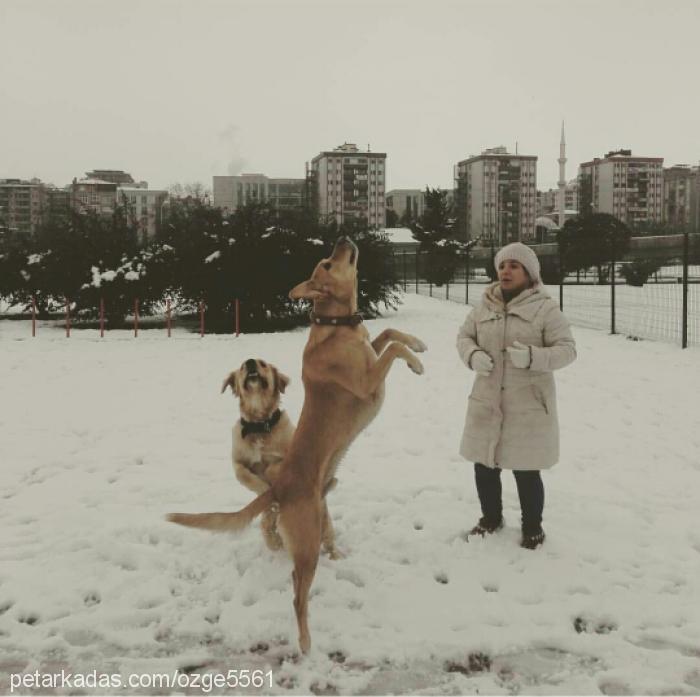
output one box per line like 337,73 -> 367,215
559,249 -> 564,312
415,252 -> 419,294
682,230 -> 689,349
465,250 -> 470,305
610,249 -> 616,335
403,250 -> 407,291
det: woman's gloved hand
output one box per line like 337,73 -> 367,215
470,350 -> 494,375
506,340 -> 532,369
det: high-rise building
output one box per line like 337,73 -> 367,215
690,167 -> 700,234
0,179 -> 47,234
578,149 -> 663,226
663,165 -> 696,228
117,186 -> 168,243
385,189 -> 425,222
212,173 -> 305,213
71,177 -> 118,216
308,143 -> 386,228
0,178 -> 71,234
454,146 -> 537,244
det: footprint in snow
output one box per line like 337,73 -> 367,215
574,616 -> 617,634
335,568 -> 365,588
328,650 -> 345,663
18,614 -> 39,626
413,521 -> 424,531
482,583 -> 499,593
83,592 -> 101,607
310,680 -> 339,696
0,602 -> 14,615
434,572 -> 449,585
599,679 -> 634,695
445,652 -> 491,675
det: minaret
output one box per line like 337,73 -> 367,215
558,120 -> 567,228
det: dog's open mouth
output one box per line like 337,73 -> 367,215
244,372 -> 267,389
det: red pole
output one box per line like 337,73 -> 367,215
65,298 -> 70,338
235,298 -> 240,337
199,301 -> 204,337
31,296 -> 36,337
99,297 -> 105,338
166,298 -> 171,338
134,298 -> 139,338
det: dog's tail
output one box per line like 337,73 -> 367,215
166,490 -> 275,533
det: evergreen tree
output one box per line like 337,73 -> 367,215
385,208 -> 399,228
409,187 -> 461,286
558,213 -> 632,284
0,227 -> 33,309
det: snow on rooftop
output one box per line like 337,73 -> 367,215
380,227 -> 418,245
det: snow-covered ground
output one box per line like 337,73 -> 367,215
1,293 -> 699,695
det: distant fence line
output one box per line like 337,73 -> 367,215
391,248 -> 698,349
3,245 -> 697,349
5,297 -> 242,339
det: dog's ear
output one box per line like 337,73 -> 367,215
221,371 -> 239,396
289,279 -> 325,301
274,369 -> 290,394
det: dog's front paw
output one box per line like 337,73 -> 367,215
408,357 -> 424,375
409,337 -> 428,353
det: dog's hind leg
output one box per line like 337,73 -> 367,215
283,505 -> 321,654
292,552 -> 318,654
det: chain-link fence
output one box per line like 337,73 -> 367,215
393,238 -> 699,348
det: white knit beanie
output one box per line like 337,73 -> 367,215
494,242 -> 541,286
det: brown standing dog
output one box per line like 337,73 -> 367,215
168,237 -> 426,653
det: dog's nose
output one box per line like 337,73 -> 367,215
332,236 -> 358,261
245,358 -> 257,372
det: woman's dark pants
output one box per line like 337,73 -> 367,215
474,462 -> 544,534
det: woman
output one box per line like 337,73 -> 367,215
456,242 -> 576,549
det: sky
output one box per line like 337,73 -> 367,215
1,0 -> 699,193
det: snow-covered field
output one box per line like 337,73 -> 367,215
1,293 -> 700,695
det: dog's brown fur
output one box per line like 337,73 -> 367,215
221,359 -> 293,551
168,237 -> 426,653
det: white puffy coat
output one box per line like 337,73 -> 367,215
456,282 -> 576,470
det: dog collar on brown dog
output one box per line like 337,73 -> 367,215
309,311 -> 363,327
241,409 -> 282,438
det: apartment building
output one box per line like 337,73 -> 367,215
663,164 -> 697,228
0,179 -> 47,234
117,186 -> 168,243
71,177 -> 119,216
308,143 -> 386,228
212,173 -> 305,213
386,189 -> 425,222
578,149 -> 663,225
455,146 -> 537,244
0,178 -> 71,234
